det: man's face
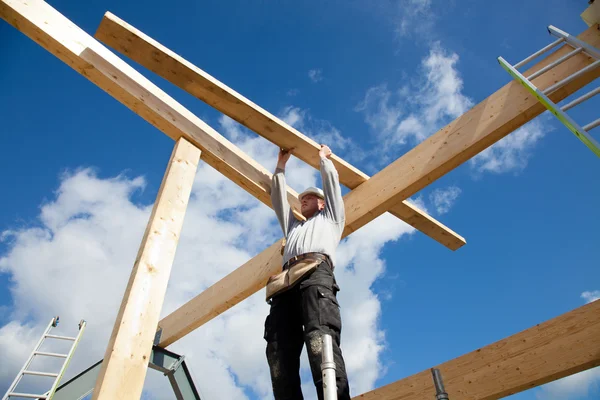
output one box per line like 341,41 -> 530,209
300,194 -> 325,218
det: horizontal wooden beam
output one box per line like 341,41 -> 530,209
94,12 -> 466,251
0,0 -> 304,222
355,299 -> 600,399
156,24 -> 600,347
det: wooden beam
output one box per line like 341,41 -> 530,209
0,0 -> 304,222
94,12 -> 466,251
92,137 -> 200,399
156,24 -> 600,347
354,299 -> 600,399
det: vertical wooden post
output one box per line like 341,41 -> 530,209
92,137 -> 200,400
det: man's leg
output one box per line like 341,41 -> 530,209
265,288 -> 305,400
301,274 -> 351,400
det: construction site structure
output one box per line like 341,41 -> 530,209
1,0 -> 599,398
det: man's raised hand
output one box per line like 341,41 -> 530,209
277,148 -> 294,169
319,144 -> 332,159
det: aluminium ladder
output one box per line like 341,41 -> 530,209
2,316 -> 86,400
498,25 -> 600,158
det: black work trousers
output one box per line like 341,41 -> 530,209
264,261 -> 351,400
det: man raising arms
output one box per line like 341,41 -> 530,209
264,144 -> 350,400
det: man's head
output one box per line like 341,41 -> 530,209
299,187 -> 325,219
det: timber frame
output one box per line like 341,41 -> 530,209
1,0 -> 599,399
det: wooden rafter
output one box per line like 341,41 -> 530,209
156,24 -> 600,347
0,0 -> 305,223
92,137 -> 200,399
94,12 -> 466,251
356,299 -> 600,399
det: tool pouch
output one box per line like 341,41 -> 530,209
265,259 -> 321,302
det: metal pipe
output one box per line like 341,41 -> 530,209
543,59 -> 600,95
321,334 -> 337,400
431,368 -> 449,400
561,86 -> 600,111
583,117 -> 600,131
514,37 -> 565,69
527,47 -> 583,80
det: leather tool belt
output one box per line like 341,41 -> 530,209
266,252 -> 332,302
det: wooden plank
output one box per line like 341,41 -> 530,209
156,24 -> 600,347
92,137 -> 200,400
354,299 -> 600,399
0,0 -> 304,222
94,12 -> 466,251
157,239 -> 283,346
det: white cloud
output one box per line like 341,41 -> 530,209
533,290 -> 600,400
0,116 -> 417,398
470,118 -> 549,175
582,291 -> 600,303
356,43 -> 472,162
429,186 -> 461,215
394,0 -> 436,39
535,367 -> 600,400
357,42 -> 549,174
355,84 -> 402,137
278,106 -> 365,165
308,69 -> 323,83
405,195 -> 429,215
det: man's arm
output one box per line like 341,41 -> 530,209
271,148 -> 295,236
319,145 -> 345,224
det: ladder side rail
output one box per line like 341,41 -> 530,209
46,321 -> 87,400
549,25 -> 600,60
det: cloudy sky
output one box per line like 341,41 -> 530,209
1,0 -> 599,399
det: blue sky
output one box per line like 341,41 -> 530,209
1,0 -> 599,399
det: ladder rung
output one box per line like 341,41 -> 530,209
34,351 -> 67,358
543,59 -> 600,95
44,334 -> 76,341
8,393 -> 47,399
514,37 -> 565,69
583,117 -> 600,131
562,86 -> 600,111
527,47 -> 583,80
23,370 -> 59,377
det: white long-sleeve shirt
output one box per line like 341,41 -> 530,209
271,157 -> 345,268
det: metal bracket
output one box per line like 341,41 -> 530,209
153,327 -> 163,346
52,346 -> 202,400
